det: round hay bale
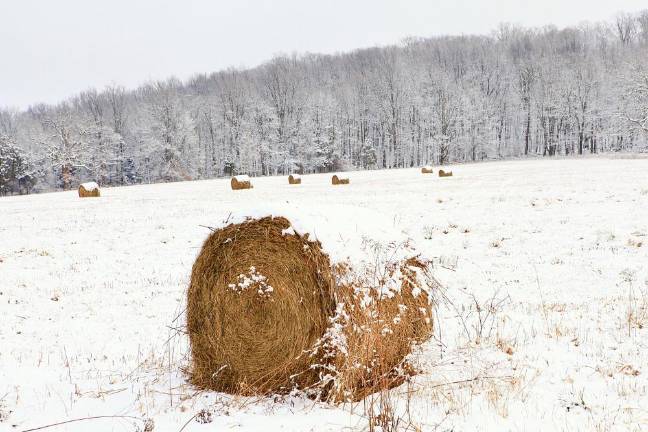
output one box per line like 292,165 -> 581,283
421,166 -> 434,174
288,174 -> 302,185
438,169 -> 453,177
187,217 -> 335,395
331,174 -> 350,185
187,215 -> 435,401
78,182 -> 100,198
231,175 -> 253,190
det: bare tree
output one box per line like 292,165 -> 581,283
624,68 -> 648,133
516,62 -> 536,155
615,13 -> 637,46
259,56 -> 304,174
637,10 -> 648,45
39,111 -> 89,189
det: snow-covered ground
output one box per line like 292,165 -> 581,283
1,158 -> 648,431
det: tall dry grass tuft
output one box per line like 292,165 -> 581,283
321,258 -> 435,402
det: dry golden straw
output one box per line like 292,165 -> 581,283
324,258 -> 434,401
438,169 -> 453,177
421,166 -> 434,174
187,216 -> 434,402
231,175 -> 253,190
187,217 -> 334,395
331,174 -> 350,185
288,174 -> 302,185
78,182 -> 100,198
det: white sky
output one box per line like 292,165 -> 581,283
0,0 -> 645,109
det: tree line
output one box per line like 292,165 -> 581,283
1,11 -> 647,195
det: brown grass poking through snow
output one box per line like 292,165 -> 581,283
439,169 -> 453,177
78,183 -> 100,197
421,166 -> 434,174
288,174 -> 302,185
231,176 -> 253,190
332,175 -> 350,185
326,258 -> 435,402
186,216 -> 435,402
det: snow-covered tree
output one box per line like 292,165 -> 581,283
2,10 -> 648,194
0,134 -> 35,195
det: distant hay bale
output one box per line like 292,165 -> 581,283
438,169 -> 453,177
187,216 -> 435,402
421,166 -> 434,174
332,174 -> 350,185
288,174 -> 302,185
78,182 -> 100,198
231,175 -> 253,190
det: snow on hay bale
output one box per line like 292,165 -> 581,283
331,174 -> 350,185
78,182 -> 100,197
231,175 -> 253,190
421,166 -> 434,174
187,208 -> 436,402
438,169 -> 453,177
288,174 -> 302,185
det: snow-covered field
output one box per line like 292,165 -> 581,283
1,158 -> 648,431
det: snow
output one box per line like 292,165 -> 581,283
218,202 -> 420,268
1,158 -> 648,431
228,266 -> 274,297
79,181 -> 99,191
233,175 -> 250,182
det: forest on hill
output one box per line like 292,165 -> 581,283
1,11 -> 647,195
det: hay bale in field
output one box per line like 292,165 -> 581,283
78,182 -> 100,197
288,174 -> 302,185
187,215 -> 435,402
438,169 -> 453,177
231,175 -> 253,190
187,217 -> 335,395
331,174 -> 350,185
421,166 -> 434,174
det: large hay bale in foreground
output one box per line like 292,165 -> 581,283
188,217 -> 335,395
78,182 -> 100,198
187,216 -> 434,402
231,175 -> 253,190
332,174 -> 350,185
288,174 -> 302,185
421,166 -> 434,174
438,169 -> 453,177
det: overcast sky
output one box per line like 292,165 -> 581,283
0,0 -> 645,109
